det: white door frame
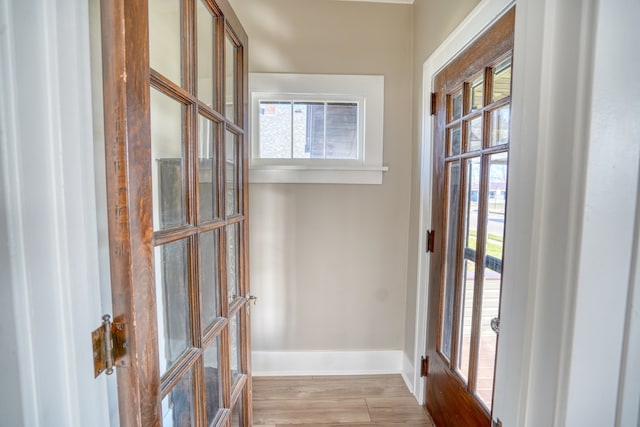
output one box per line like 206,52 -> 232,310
412,0 -> 515,407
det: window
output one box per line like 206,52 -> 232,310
249,73 -> 387,184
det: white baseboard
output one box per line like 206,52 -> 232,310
252,350 -> 403,376
401,352 -> 415,394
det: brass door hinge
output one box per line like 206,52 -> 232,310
426,230 -> 435,253
92,315 -> 127,378
431,92 -> 437,115
420,356 -> 429,377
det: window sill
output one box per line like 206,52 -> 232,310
248,165 -> 389,185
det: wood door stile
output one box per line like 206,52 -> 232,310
100,0 -> 159,425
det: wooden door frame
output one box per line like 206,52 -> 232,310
411,0 -> 515,407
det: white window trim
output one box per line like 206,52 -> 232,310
249,73 -> 388,184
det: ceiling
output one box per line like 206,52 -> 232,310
337,0 -> 414,4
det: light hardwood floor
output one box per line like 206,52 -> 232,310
253,375 -> 435,426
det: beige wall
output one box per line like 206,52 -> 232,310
403,0 -> 480,361
229,0 -> 413,351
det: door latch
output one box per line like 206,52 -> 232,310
490,317 -> 500,334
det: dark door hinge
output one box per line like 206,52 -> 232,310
426,229 -> 435,253
92,314 -> 127,378
430,92 -> 437,115
421,356 -> 429,377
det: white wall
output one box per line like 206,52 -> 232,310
0,0 -> 112,425
229,0 -> 414,374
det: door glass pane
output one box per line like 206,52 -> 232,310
477,152 -> 508,408
490,105 -> 510,147
151,88 -> 186,230
457,157 -> 481,381
467,117 -> 482,152
441,161 -> 460,359
155,239 -> 191,376
226,223 -> 240,303
204,336 -> 222,426
197,0 -> 217,108
293,102 -> 324,159
231,395 -> 243,426
451,90 -> 463,121
149,0 -> 182,85
225,130 -> 239,216
448,126 -> 461,156
200,230 -> 220,329
325,102 -> 358,160
225,35 -> 237,122
469,77 -> 484,113
162,368 -> 195,427
259,102 -> 292,158
491,58 -> 511,102
229,311 -> 241,385
199,115 -> 218,221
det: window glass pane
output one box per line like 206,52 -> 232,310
225,35 -> 237,122
492,58 -> 511,102
477,152 -> 508,409
448,126 -> 461,156
162,368 -> 194,427
441,161 -> 460,359
197,0 -> 217,108
490,105 -> 510,147
259,102 -> 292,158
155,239 -> 190,377
225,130 -> 239,216
226,223 -> 240,303
199,230 -> 220,329
199,115 -> 218,221
204,337 -> 222,426
293,102 -> 324,159
457,157 -> 481,381
470,78 -> 484,113
151,89 -> 186,230
468,116 -> 482,152
149,0 -> 181,85
325,102 -> 358,160
229,311 -> 241,385
451,90 -> 463,121
231,395 -> 243,426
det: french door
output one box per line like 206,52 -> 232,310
426,8 -> 514,427
100,0 -> 251,425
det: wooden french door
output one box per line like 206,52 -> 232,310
426,8 -> 514,427
100,0 -> 251,425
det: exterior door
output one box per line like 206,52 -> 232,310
99,0 -> 252,425
426,8 -> 514,427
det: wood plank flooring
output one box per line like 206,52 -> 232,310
253,375 -> 435,426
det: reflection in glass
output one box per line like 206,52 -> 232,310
226,223 -> 239,303
151,88 -> 186,230
225,131 -> 239,216
470,78 -> 484,113
162,368 -> 194,427
225,35 -> 237,122
204,337 -> 222,426
259,102 -> 292,158
449,126 -> 462,156
492,58 -> 511,102
468,117 -> 483,152
325,103 -> 358,159
155,239 -> 191,376
199,230 -> 220,329
197,0 -> 216,108
293,102 -> 325,158
149,0 -> 181,85
477,152 -> 508,408
441,161 -> 460,359
451,90 -> 463,121
490,105 -> 510,147
231,395 -> 243,426
229,312 -> 241,384
457,156 -> 480,381
199,115 -> 218,221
